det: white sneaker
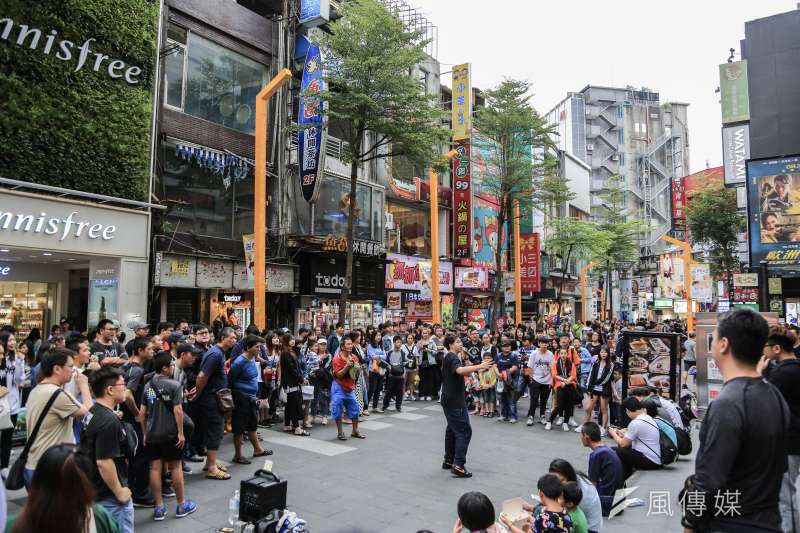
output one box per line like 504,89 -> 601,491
562,423 -> 570,432
539,415 -> 546,425
545,422 -> 552,430
527,416 -> 534,426
574,426 -> 583,433
568,418 -> 579,428
600,427 -> 607,437
321,416 -> 328,425
555,416 -> 564,425
425,396 -> 432,401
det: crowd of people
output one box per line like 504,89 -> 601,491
0,307 -> 797,532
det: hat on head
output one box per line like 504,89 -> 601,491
317,338 -> 328,344
176,343 -> 202,356
167,332 -> 188,345
128,320 -> 149,331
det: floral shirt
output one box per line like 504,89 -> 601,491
533,509 -> 573,533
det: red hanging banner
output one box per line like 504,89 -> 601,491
520,232 -> 541,292
453,140 -> 472,259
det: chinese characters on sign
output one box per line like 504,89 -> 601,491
321,234 -> 384,257
451,63 -> 471,141
519,233 -> 541,292
297,42 -> 326,203
672,176 -> 686,238
453,141 -> 472,259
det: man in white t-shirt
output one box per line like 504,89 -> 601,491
607,396 -> 662,479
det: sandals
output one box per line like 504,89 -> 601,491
205,470 -> 231,480
337,433 -> 348,441
253,449 -> 273,457
202,462 -> 229,472
351,432 -> 366,439
232,456 -> 252,465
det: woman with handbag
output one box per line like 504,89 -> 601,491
279,334 -> 308,436
547,348 -> 578,432
0,332 -> 24,476
264,334 -> 281,425
366,331 -> 386,412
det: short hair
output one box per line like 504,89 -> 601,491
444,334 -> 457,349
89,366 -> 123,398
643,398 -> 660,417
767,325 -> 797,353
622,396 -> 643,412
50,324 -> 61,333
581,421 -> 602,442
562,481 -> 583,507
193,323 -> 210,334
157,321 -> 174,333
67,337 -> 88,353
132,337 -> 150,356
96,318 -> 114,331
244,335 -> 265,350
761,211 -> 778,225
537,473 -> 563,500
629,387 -> 650,399
152,352 -> 173,374
245,324 -> 261,336
218,327 -> 236,341
335,322 -> 344,330
717,308 -> 769,366
176,343 -> 196,356
393,335 -> 402,343
40,347 -> 75,377
456,491 -> 495,531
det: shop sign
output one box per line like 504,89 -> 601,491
159,255 -> 196,288
197,259 -> 233,289
722,124 -> 749,185
733,287 -> 759,303
386,291 -> 402,310
673,300 -> 688,313
452,141 -> 472,259
223,293 -> 243,303
321,234 -> 384,257
0,265 -> 9,276
451,63 -> 471,141
297,41 -> 327,203
654,298 -> 673,309
385,253 -> 453,293
671,176 -> 686,231
718,299 -> 730,312
769,297 -> 784,314
454,266 -> 488,289
733,273 -> 758,287
0,190 -> 149,259
719,60 -> 749,124
769,277 -> 783,295
175,143 -> 251,190
519,233 -> 541,292
233,263 -> 295,293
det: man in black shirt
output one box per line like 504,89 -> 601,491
440,334 -> 493,478
683,308 -> 790,532
759,325 -> 800,532
124,337 -> 155,506
463,329 -> 482,365
91,318 -> 127,366
81,366 -> 134,532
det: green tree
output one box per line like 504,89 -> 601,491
685,187 -> 744,297
314,0 -> 450,324
472,78 -> 555,320
592,175 -> 643,319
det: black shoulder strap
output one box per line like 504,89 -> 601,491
21,388 -> 62,460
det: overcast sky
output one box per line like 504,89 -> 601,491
412,0 -> 796,174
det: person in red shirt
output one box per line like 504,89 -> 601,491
331,335 -> 366,441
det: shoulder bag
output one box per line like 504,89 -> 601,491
6,388 -> 61,490
154,380 -> 195,438
215,387 -> 234,414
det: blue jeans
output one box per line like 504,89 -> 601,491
442,406 -> 472,468
499,389 -> 517,420
98,497 -> 134,533
311,386 -> 330,417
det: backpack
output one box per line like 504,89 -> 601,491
642,418 -> 678,465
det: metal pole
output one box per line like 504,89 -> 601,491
254,69 -> 292,331
513,200 -> 522,325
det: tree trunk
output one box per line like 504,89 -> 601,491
338,157 -> 360,326
493,198 -> 508,328
556,246 -> 573,317
606,262 -> 612,321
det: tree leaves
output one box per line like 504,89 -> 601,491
685,187 -> 744,278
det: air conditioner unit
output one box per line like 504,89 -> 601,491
288,146 -> 298,167
587,143 -> 594,152
385,212 -> 394,230
611,153 -> 619,161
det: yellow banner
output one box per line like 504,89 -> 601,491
452,63 -> 471,141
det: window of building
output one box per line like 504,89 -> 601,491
619,152 -> 625,165
386,202 -> 430,256
163,24 -> 267,134
418,70 -> 429,92
617,105 -> 624,118
618,128 -> 624,144
313,176 -> 383,241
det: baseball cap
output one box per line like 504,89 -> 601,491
538,335 -> 552,343
176,343 -> 203,356
317,338 -> 328,344
128,320 -> 149,331
168,332 -> 188,345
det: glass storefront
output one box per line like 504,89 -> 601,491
0,282 -> 55,339
313,176 -> 383,241
386,202 -> 430,256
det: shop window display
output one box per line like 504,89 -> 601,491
386,203 -> 430,256
0,282 -> 52,339
314,177 -> 382,240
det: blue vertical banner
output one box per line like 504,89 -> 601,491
297,42 -> 327,203
300,0 -> 330,27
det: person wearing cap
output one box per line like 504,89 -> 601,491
495,341 -> 520,423
125,321 -> 150,356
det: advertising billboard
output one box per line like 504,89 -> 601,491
519,233 -> 541,292
472,196 -> 507,270
451,63 -> 471,141
656,251 -> 686,300
452,141 -> 472,258
722,124 -> 750,186
297,42 -> 327,203
385,253 -> 453,293
747,156 -> 800,273
719,60 -> 750,124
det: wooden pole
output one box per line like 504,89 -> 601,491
513,200 -> 522,325
254,68 -> 292,331
430,150 -> 458,324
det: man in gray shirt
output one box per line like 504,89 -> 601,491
526,336 -> 554,426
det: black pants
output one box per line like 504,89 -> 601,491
382,376 -> 404,410
284,389 -> 303,428
0,414 -> 17,469
128,422 -> 151,499
443,406 -> 472,468
613,445 -> 661,479
430,366 -> 442,399
549,386 -> 575,423
527,381 -> 551,418
418,365 -> 434,398
186,400 -> 205,454
368,372 -> 384,409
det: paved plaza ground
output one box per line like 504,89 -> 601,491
8,399 -> 695,532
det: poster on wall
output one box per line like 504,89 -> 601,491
656,251 -> 685,299
159,255 -> 196,288
747,156 -> 800,274
197,259 -> 234,289
472,195 -> 507,270
454,267 -> 489,289
619,278 -> 632,320
453,141 -> 472,258
690,263 -> 713,303
441,295 -> 454,328
466,308 -> 487,329
386,291 -> 402,310
88,279 -> 119,328
385,254 -> 454,293
242,234 -> 256,282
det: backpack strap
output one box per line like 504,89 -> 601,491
20,388 -> 62,461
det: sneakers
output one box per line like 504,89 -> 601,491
451,465 -> 473,478
497,417 -> 507,422
539,415 -> 547,425
153,505 -> 167,521
545,422 -> 552,430
568,418 -> 580,428
509,418 -> 517,424
555,416 -> 564,425
562,423 -> 570,432
575,426 -> 583,433
425,396 -> 432,401
133,496 -> 156,508
175,500 -> 198,518
378,407 -> 385,413
162,483 -> 176,499
182,463 -> 192,474
600,427 -> 607,437
321,416 -> 328,425
526,416 -> 534,426
442,460 -> 453,470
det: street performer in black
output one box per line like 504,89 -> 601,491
441,334 -> 494,478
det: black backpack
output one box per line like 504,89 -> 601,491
642,418 -> 679,465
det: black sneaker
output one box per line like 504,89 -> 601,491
442,461 -> 453,470
133,496 -> 156,508
162,485 -> 176,498
451,465 -> 472,478
185,455 -> 205,463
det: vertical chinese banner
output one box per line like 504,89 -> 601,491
297,42 -> 327,203
452,63 -> 471,141
671,176 -> 686,239
453,141 -> 472,258
520,233 -> 540,292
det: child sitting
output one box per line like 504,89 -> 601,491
452,491 -> 506,533
563,481 -> 588,533
500,474 -> 573,533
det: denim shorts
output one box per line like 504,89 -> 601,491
330,381 -> 360,420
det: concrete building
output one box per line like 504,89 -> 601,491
546,86 -> 691,257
